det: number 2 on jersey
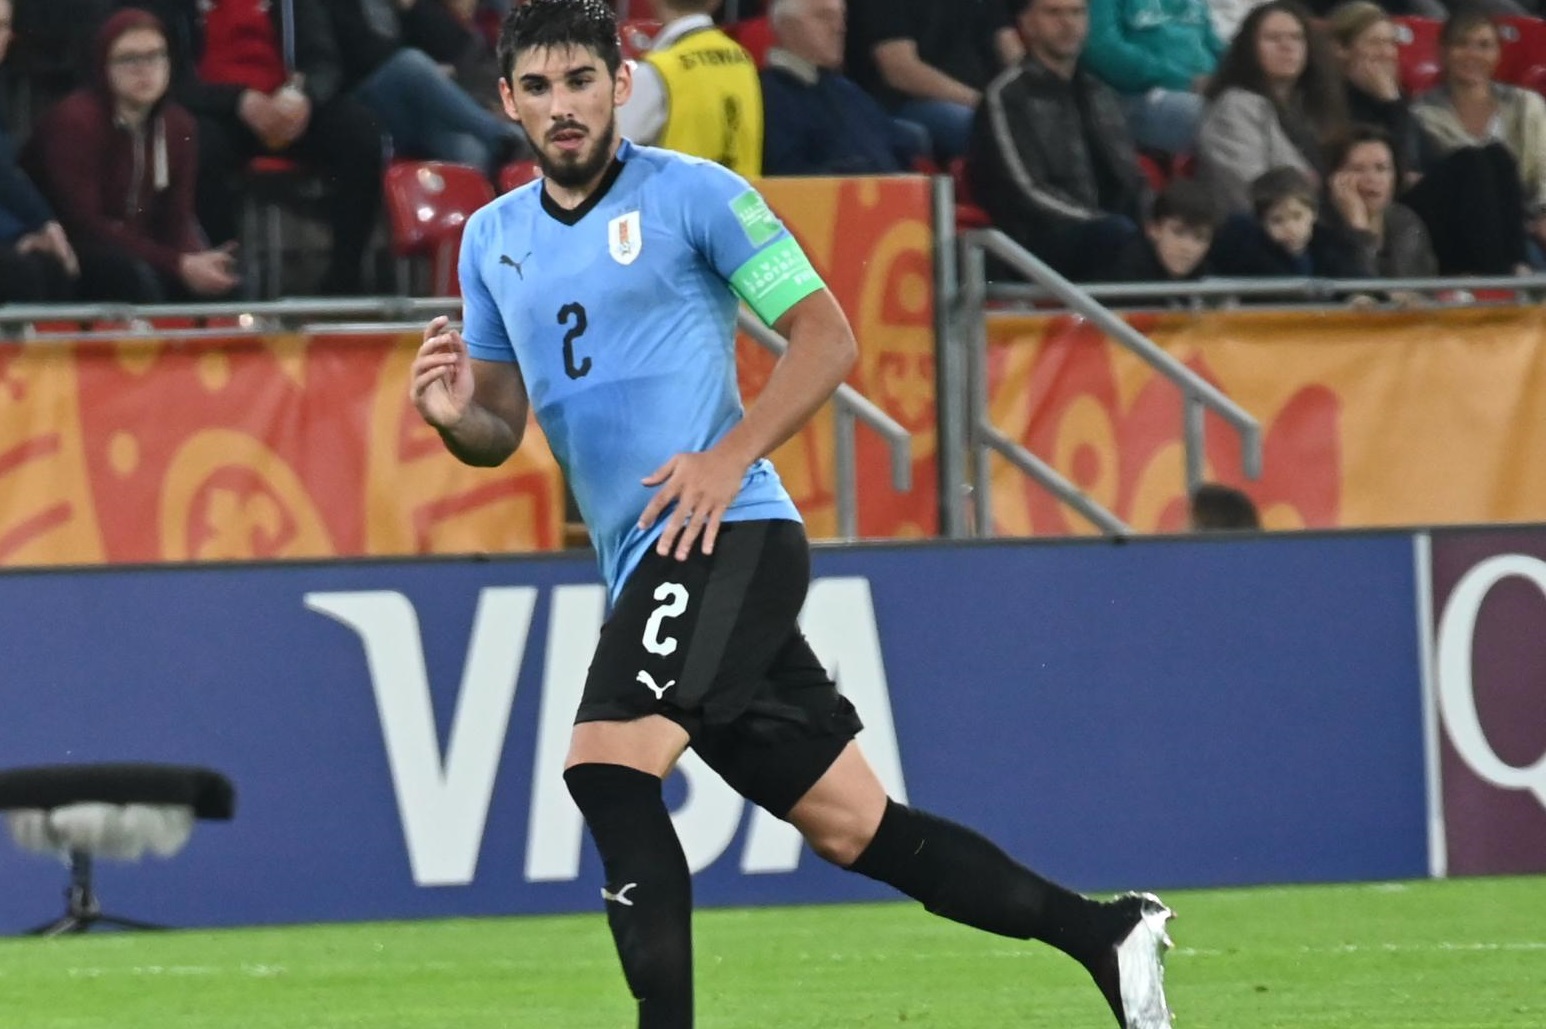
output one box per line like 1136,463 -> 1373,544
642,582 -> 689,657
557,302 -> 591,380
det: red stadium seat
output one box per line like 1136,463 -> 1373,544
28,321 -> 95,336
1470,288 -> 1522,302
1137,152 -> 1169,193
383,161 -> 496,296
1495,16 -> 1546,92
949,157 -> 993,230
499,158 -> 542,193
1392,16 -> 1442,95
619,18 -> 661,60
725,16 -> 774,67
954,205 -> 993,230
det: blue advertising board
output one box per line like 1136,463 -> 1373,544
0,533 -> 1428,932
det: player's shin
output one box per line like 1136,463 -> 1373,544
845,799 -> 1110,965
564,763 -> 694,1029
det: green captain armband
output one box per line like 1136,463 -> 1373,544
729,236 -> 826,326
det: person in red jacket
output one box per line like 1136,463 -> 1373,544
23,8 -> 239,302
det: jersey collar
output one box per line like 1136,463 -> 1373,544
539,139 -> 632,227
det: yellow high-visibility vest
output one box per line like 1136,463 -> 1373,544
642,27 -> 763,178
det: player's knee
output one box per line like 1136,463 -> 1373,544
801,811 -> 879,868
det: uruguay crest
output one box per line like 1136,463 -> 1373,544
608,210 -> 643,265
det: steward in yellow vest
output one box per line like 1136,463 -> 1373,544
633,4 -> 764,177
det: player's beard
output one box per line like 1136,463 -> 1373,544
540,115 -> 617,191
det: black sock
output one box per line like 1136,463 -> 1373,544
847,799 -> 1108,965
565,763 -> 693,1029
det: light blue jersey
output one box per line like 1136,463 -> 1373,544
459,140 -> 825,599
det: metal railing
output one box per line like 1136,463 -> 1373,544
736,311 -> 913,540
957,229 -> 1264,538
0,297 -> 460,340
932,175 -> 971,539
995,272 -> 1546,309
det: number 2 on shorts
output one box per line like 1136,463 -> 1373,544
642,583 -> 689,656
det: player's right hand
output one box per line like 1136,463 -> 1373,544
410,316 -> 475,429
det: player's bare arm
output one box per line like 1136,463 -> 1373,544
409,315 -> 530,467
639,288 -> 857,560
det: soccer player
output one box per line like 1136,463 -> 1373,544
406,2 -> 1176,1027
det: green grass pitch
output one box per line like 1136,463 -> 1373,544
1,876 -> 1541,1027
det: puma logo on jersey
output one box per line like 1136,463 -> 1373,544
636,670 -> 675,700
499,252 -> 532,278
602,883 -> 637,906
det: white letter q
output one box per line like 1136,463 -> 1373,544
1435,554 -> 1546,812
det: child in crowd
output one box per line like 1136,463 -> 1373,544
1102,178 -> 1220,282
1211,165 -> 1369,279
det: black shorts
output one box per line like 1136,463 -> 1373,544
576,519 -> 863,817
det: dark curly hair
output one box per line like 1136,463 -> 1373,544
1151,178 -> 1221,231
1439,5 -> 1497,49
498,0 -> 623,84
1326,123 -> 1401,181
1208,0 -> 1348,148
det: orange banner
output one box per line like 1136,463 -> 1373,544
745,176 -> 939,540
0,333 -> 564,565
987,306 -> 1546,533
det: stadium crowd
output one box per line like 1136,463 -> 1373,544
4,0 -> 1546,301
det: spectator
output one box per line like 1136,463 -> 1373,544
967,0 -> 1145,281
1100,178 -> 1220,282
845,0 -> 1024,162
1327,2 -> 1527,273
759,0 -> 921,174
1323,125 -> 1437,279
1197,0 -> 1348,214
439,0 -> 507,113
620,0 -> 763,176
326,0 -> 525,178
1210,165 -> 1370,277
1190,482 -> 1260,529
1082,0 -> 1224,157
1411,8 -> 1546,268
134,0 -> 385,295
0,0 -> 77,303
24,9 -> 239,301
1327,1 -> 1421,176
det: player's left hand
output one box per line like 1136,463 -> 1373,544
639,449 -> 748,560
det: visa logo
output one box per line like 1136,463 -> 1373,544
304,579 -> 907,887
